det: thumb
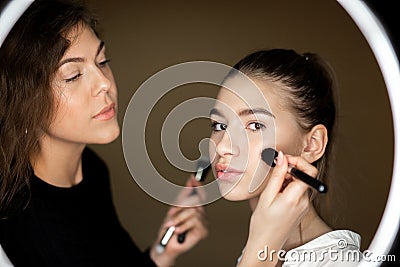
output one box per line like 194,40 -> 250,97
174,175 -> 198,205
186,174 -> 200,187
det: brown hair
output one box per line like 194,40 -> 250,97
0,0 -> 97,218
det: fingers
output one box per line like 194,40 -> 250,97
260,152 -> 320,205
153,175 -> 208,261
153,207 -> 208,261
245,152 -> 314,257
163,172 -> 208,234
259,151 -> 288,204
187,174 -> 207,203
276,154 -> 314,215
157,205 -> 207,258
283,155 -> 318,195
174,175 -> 206,206
175,212 -> 207,235
186,174 -> 201,187
168,207 -> 206,232
166,206 -> 180,218
286,155 -> 318,178
191,180 -> 207,203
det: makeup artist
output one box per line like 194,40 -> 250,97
0,0 -> 207,266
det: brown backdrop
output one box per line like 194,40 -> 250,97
86,0 -> 394,266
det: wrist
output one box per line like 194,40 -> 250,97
239,241 -> 281,267
241,226 -> 284,267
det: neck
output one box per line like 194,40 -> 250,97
282,204 -> 332,251
249,196 -> 259,211
248,195 -> 332,251
31,135 -> 86,187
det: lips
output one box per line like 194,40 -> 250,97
93,103 -> 115,121
215,163 -> 243,181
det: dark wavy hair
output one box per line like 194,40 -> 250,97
0,0 -> 98,218
228,49 -> 337,209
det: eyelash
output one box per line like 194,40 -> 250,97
247,122 -> 266,132
211,121 -> 227,132
65,73 -> 82,83
98,58 -> 111,68
64,59 -> 111,83
210,121 -> 266,132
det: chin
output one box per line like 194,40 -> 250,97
222,191 -> 252,202
95,126 -> 120,144
218,182 -> 252,201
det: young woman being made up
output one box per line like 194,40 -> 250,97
209,49 -> 361,266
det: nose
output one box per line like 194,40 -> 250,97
215,130 -> 238,157
92,67 -> 112,96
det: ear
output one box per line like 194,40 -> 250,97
301,124 -> 328,163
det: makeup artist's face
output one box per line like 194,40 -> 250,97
47,25 -> 119,146
209,77 -> 305,201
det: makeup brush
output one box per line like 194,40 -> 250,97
155,158 -> 211,252
261,148 -> 327,193
177,158 -> 210,243
194,157 -> 211,182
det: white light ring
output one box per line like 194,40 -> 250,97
1,1 -> 399,265
0,0 -> 33,46
338,1 -> 400,266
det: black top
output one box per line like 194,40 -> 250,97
0,148 -> 157,267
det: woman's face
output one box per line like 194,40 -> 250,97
209,77 -> 306,201
47,25 -> 119,146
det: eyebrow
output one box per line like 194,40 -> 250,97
96,41 -> 105,57
238,108 -> 275,118
209,107 -> 275,118
209,108 -> 223,117
58,41 -> 105,67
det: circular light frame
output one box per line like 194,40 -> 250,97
1,1 -> 399,266
337,1 -> 400,265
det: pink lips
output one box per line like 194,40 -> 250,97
215,163 -> 243,181
93,103 -> 115,121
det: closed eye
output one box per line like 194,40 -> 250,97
98,58 -> 111,68
65,73 -> 82,83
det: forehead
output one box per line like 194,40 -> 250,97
62,25 -> 100,56
214,76 -> 279,114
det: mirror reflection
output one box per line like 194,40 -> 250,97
74,0 -> 393,265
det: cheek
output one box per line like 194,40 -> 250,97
275,118 -> 304,155
245,135 -> 275,193
241,136 -> 264,177
52,93 -> 88,127
248,132 -> 265,153
208,134 -> 218,162
277,132 -> 304,155
249,137 -> 263,159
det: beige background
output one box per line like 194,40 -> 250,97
86,0 -> 394,266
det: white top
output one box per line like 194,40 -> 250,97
237,230 -> 362,266
283,230 -> 361,266
0,244 -> 13,267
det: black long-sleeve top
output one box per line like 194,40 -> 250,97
0,148 -> 157,267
